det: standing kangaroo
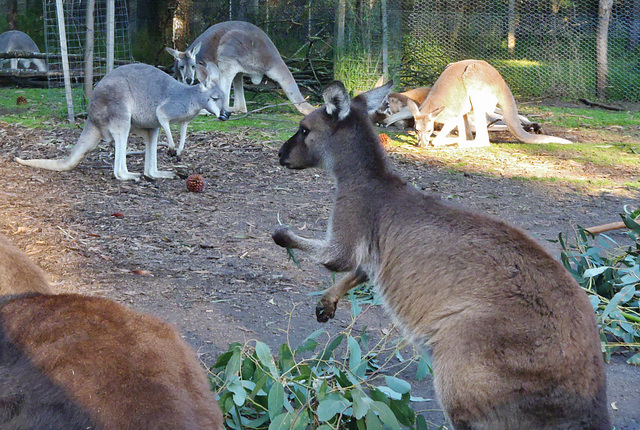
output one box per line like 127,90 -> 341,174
167,21 -> 315,115
272,81 -> 610,429
0,236 -> 224,429
16,63 -> 229,180
406,59 -> 571,147
0,30 -> 47,72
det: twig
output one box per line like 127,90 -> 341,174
578,98 -> 625,112
585,217 -> 640,235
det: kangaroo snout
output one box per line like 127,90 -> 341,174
219,110 -> 231,121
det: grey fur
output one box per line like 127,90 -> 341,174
167,21 -> 315,115
273,81 -> 610,429
16,63 -> 228,181
0,30 -> 46,72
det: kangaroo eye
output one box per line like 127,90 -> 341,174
300,126 -> 309,136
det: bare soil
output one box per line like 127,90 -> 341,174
1,120 -> 639,428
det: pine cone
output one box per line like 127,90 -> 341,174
16,96 -> 27,106
186,174 -> 205,192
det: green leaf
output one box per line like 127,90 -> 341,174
278,343 -> 295,374
296,328 -> 324,354
627,352 -> 640,365
268,383 -> 285,420
316,393 -> 351,421
364,409 -> 384,430
255,341 -> 279,377
602,285 -> 636,320
415,414 -> 428,430
227,377 -> 247,406
225,350 -> 242,382
582,266 -> 610,278
268,411 -> 294,430
291,408 -> 310,430
351,388 -> 373,420
370,401 -> 402,429
316,426 -> 334,430
384,375 -> 411,394
318,334 -> 345,362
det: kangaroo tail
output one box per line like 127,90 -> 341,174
15,120 -> 103,171
267,64 -> 315,115
498,85 -> 572,144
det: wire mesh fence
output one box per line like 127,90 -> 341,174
43,0 -> 132,119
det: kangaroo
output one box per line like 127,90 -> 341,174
0,30 -> 47,72
167,21 -> 315,115
272,81 -> 610,429
0,234 -> 52,295
404,59 -> 570,147
0,236 -> 223,429
0,293 -> 224,429
379,86 -> 540,135
15,63 -> 229,181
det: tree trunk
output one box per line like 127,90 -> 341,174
6,0 -> 17,30
629,0 -> 640,49
507,0 -> 516,57
171,0 -> 191,50
596,0 -> 613,98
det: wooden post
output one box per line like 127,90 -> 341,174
381,0 -> 388,79
106,0 -> 115,73
55,0 -> 74,122
596,0 -> 613,98
84,0 -> 95,100
336,0 -> 346,55
507,0 -> 516,57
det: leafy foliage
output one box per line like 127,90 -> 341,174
556,207 -> 640,365
208,308 -> 436,430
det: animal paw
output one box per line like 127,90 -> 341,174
167,147 -> 178,157
272,227 -> 294,248
147,170 -> 176,179
316,296 -> 338,323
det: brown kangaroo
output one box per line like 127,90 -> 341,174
0,237 -> 223,429
272,81 -> 610,429
0,233 -> 52,295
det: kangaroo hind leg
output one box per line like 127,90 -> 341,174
109,124 -> 140,181
143,128 -> 175,179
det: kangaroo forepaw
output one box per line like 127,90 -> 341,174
272,227 -> 294,248
316,297 -> 338,323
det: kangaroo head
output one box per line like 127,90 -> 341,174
167,42 -> 201,85
195,62 -> 229,121
407,99 -> 444,147
278,80 -> 392,170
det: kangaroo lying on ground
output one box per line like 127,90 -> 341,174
16,63 -> 229,180
377,85 -> 540,134
167,20 -> 315,115
405,59 -> 570,147
0,30 -> 47,72
272,81 -> 610,429
0,236 -> 224,429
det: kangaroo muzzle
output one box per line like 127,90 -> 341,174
219,110 -> 231,121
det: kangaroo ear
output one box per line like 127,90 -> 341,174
407,99 -> 421,119
323,81 -> 351,121
426,106 -> 445,120
166,47 -> 181,59
189,42 -> 202,58
358,80 -> 393,115
195,64 -> 208,86
204,62 -> 220,84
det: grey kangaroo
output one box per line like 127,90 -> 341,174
272,81 -> 610,429
167,21 -> 315,115
0,30 -> 47,72
16,63 -> 229,181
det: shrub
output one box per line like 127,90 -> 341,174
556,207 -> 640,365
208,304 -> 436,430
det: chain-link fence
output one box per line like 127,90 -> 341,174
43,0 -> 132,119
403,0 -> 640,102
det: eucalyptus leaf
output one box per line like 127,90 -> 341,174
268,383 -> 285,420
384,375 -> 411,394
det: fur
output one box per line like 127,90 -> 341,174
0,30 -> 47,72
405,60 -> 570,147
0,234 -> 52,296
16,63 -> 229,180
273,81 -> 610,429
167,21 -> 314,115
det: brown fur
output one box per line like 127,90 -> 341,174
0,234 -> 52,295
273,81 -> 610,429
0,293 -> 224,429
406,59 -> 571,147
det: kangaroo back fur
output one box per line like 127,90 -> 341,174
0,293 -> 224,429
407,59 -> 571,147
15,63 -> 228,181
0,30 -> 47,72
273,81 -> 610,429
167,21 -> 314,115
0,234 -> 52,296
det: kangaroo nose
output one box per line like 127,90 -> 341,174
219,110 -> 231,121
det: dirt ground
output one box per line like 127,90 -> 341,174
1,118 -> 639,429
